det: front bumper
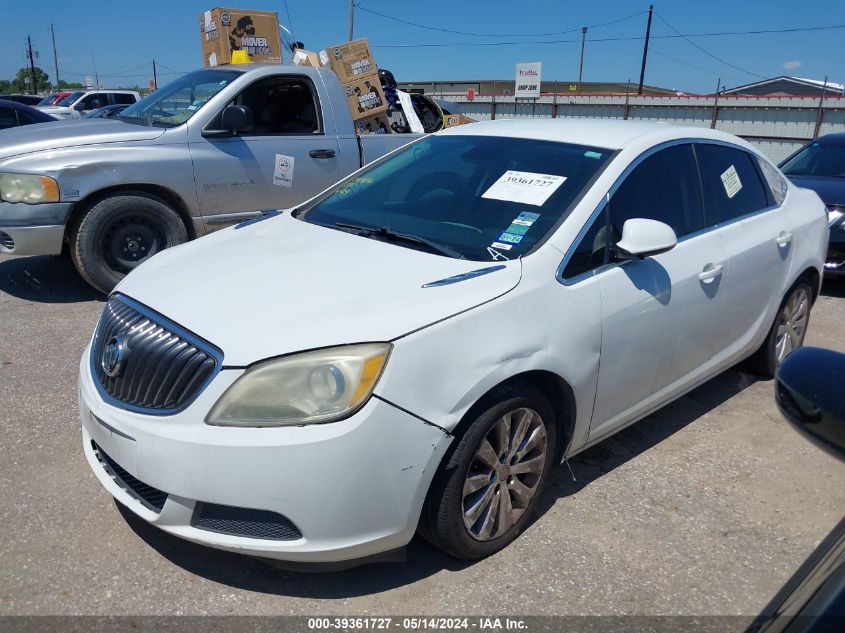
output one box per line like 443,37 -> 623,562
78,347 -> 452,563
0,201 -> 72,255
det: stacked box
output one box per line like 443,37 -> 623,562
199,7 -> 282,67
355,115 -> 392,135
320,38 -> 388,122
291,49 -> 320,68
443,113 -> 475,128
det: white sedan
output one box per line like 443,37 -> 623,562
78,119 -> 828,564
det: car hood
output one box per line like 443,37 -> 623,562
0,119 -> 165,160
116,214 -> 522,366
787,175 -> 845,207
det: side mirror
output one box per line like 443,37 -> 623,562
220,105 -> 254,134
775,346 -> 845,462
614,218 -> 677,260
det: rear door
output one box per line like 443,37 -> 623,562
190,74 -> 341,227
695,142 -> 792,355
587,143 -> 731,440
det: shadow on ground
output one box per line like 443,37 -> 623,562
0,255 -> 102,303
120,368 -> 758,598
821,278 -> 844,298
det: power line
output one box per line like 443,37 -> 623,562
357,5 -> 646,38
649,48 -> 744,84
653,12 -> 766,79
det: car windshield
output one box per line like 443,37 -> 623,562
301,135 -> 613,260
58,92 -> 83,106
118,69 -> 242,128
781,141 -> 845,178
37,95 -> 56,106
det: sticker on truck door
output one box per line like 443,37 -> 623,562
720,165 -> 742,199
273,154 -> 295,187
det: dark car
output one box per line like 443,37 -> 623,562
0,99 -> 58,130
780,134 -> 845,277
0,94 -> 44,106
82,104 -> 129,119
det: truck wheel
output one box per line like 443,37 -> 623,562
70,192 -> 188,294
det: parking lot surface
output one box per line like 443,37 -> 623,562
1,253 -> 844,616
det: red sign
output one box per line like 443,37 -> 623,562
467,88 -> 475,101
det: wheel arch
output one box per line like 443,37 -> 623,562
64,184 -> 196,242
795,265 -> 822,302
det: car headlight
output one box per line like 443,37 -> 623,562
826,205 -> 844,228
206,343 -> 391,427
0,173 -> 60,204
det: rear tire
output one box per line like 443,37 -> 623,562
741,280 -> 813,377
69,192 -> 188,294
420,383 -> 557,560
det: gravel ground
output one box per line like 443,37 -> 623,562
1,253 -> 843,617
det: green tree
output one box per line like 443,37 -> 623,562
57,79 -> 84,90
0,79 -> 12,93
13,66 -> 50,93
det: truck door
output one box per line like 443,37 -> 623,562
189,75 -> 341,228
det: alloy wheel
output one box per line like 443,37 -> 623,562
775,286 -> 811,363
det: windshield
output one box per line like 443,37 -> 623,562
781,141 -> 845,178
58,92 -> 83,107
118,69 -> 242,128
301,135 -> 613,260
37,95 -> 56,106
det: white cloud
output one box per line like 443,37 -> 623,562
783,60 -> 802,71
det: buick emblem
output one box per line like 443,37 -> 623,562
101,335 -> 129,378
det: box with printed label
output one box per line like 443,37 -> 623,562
342,74 -> 388,121
355,115 -> 392,135
319,39 -> 377,82
442,113 -> 475,128
199,7 -> 282,67
291,49 -> 320,68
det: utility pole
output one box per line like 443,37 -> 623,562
637,5 -> 653,95
50,24 -> 59,90
152,59 -> 158,90
26,36 -> 38,95
813,76 -> 829,139
347,0 -> 355,41
91,52 -> 99,89
711,78 -> 721,129
578,27 -> 587,89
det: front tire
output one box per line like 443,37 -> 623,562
69,192 -> 188,294
421,383 -> 557,560
742,280 -> 813,377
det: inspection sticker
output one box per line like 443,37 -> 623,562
512,211 -> 540,226
720,164 -> 742,199
273,154 -> 295,187
497,232 -> 523,244
504,223 -> 530,236
482,171 -> 566,206
490,241 -> 514,251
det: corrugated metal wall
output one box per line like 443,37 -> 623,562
439,94 -> 845,163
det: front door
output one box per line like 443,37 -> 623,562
588,143 -> 731,440
190,75 -> 341,227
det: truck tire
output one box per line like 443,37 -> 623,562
70,192 -> 188,294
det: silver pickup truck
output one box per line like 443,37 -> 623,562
0,64 -> 420,292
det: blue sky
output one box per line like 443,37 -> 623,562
2,0 -> 843,93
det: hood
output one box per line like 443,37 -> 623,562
787,175 -> 845,207
0,119 -> 165,160
117,214 -> 522,366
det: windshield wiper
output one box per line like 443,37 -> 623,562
333,222 -> 466,259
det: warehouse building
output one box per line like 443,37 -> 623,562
398,80 -> 679,96
721,76 -> 844,97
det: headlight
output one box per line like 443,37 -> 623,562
206,343 -> 391,427
826,205 -> 844,228
0,173 -> 60,204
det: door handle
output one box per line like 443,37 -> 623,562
309,149 -> 336,159
776,231 -> 793,247
698,263 -> 723,282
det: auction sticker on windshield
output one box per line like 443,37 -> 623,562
482,171 -> 566,206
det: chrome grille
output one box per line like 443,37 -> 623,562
91,295 -> 222,414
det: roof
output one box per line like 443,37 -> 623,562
436,118 -> 750,152
722,76 -> 845,95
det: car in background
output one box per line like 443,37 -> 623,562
37,92 -> 71,106
82,104 -> 130,119
780,134 -> 845,277
37,90 -> 140,119
0,94 -> 43,106
0,99 -> 59,130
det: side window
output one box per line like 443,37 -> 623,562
80,93 -> 105,110
0,107 -> 18,129
235,77 -> 320,135
111,93 -> 137,105
562,208 -> 610,279
755,155 -> 788,206
610,143 -> 705,239
696,144 -> 770,224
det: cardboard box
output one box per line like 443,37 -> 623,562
355,115 -> 392,135
442,113 -> 475,128
342,74 -> 388,121
291,49 -> 320,68
199,7 -> 282,67
319,39 -> 377,81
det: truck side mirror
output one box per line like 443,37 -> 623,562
220,105 -> 254,134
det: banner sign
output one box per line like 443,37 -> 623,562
515,62 -> 542,98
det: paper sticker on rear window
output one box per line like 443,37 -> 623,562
482,170 -> 566,207
720,165 -> 743,199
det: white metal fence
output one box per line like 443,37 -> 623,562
438,93 -> 845,163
